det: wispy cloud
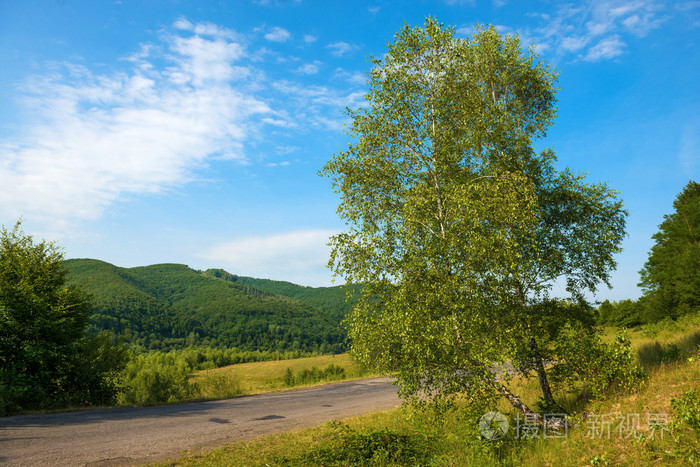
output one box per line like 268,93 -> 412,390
583,35 -> 626,61
443,0 -> 476,5
264,26 -> 291,42
198,229 -> 339,286
269,79 -> 366,131
525,0 -> 669,62
294,61 -> 322,75
303,34 -> 317,43
326,41 -> 357,57
0,21 -> 271,228
333,68 -> 366,85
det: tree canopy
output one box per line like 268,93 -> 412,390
322,20 -> 628,416
0,222 -> 126,414
639,180 -> 699,321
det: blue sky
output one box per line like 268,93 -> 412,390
0,0 -> 697,301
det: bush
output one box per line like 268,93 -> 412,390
669,386 -> 700,463
553,327 -> 647,400
0,222 -> 127,413
637,342 -> 681,368
191,372 -> 241,400
671,389 -> 700,430
117,356 -> 194,406
283,364 -> 346,387
640,316 -> 680,337
274,421 -> 434,466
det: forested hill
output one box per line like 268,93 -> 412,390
64,259 -> 351,353
204,269 -> 361,324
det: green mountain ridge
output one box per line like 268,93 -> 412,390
65,259 -> 353,353
203,268 -> 361,324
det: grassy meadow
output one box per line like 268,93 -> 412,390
190,353 -> 375,400
159,315 -> 700,466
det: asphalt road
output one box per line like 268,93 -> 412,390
0,377 -> 399,466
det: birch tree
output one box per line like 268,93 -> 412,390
322,19 -> 627,417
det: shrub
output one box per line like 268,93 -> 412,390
671,389 -> 700,430
275,421 -> 434,466
0,222 -> 127,413
669,386 -> 700,463
283,364 -> 346,387
553,327 -> 647,400
193,372 -> 241,400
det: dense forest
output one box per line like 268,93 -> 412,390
65,259 -> 355,353
205,268 -> 361,324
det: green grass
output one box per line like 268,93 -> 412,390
189,353 -> 376,400
600,310 -> 700,350
159,324 -> 700,466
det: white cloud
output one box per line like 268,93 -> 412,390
173,18 -> 194,31
198,229 -> 339,286
456,26 -> 476,37
560,35 -> 590,52
271,80 -> 366,130
294,61 -> 321,75
676,1 -> 700,12
334,68 -> 366,85
326,41 -> 356,57
261,116 -> 296,127
303,34 -> 317,43
494,24 -> 513,34
443,0 -> 476,5
583,35 -> 626,60
264,26 -> 291,42
525,0 -> 668,62
0,21 -> 271,228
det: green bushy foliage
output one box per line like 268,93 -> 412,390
640,316 -> 680,337
117,355 -> 193,405
283,364 -> 346,387
671,389 -> 700,430
669,380 -> 700,464
552,327 -> 647,400
274,421 -> 435,466
597,299 -> 644,327
194,371 -> 241,399
117,347 -> 314,405
637,342 -> 682,368
0,222 -> 128,414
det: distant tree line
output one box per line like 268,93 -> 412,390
597,181 -> 699,327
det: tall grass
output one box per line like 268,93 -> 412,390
637,330 -> 700,370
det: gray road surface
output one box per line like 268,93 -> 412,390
0,377 -> 399,466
